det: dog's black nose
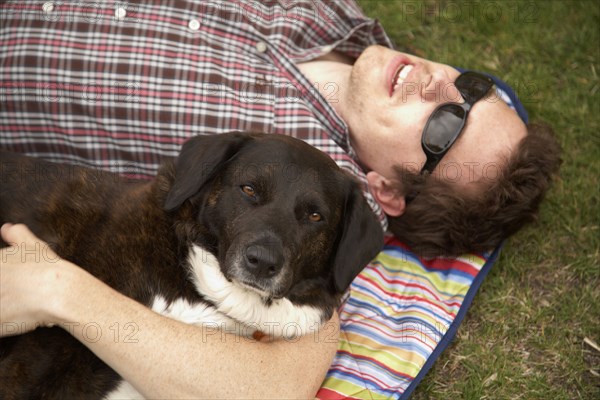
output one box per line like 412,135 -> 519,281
244,244 -> 284,279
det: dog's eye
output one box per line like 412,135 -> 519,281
309,212 -> 323,222
241,185 -> 256,197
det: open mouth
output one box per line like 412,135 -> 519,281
390,64 -> 415,97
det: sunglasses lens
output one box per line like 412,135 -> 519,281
423,105 -> 465,153
456,72 -> 493,103
418,72 -> 494,175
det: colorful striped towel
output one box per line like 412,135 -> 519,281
318,236 -> 500,399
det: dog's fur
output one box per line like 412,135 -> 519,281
0,132 -> 383,399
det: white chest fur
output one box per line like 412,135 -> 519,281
186,244 -> 324,338
106,245 -> 325,399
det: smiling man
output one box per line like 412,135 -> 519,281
298,44 -> 557,255
300,45 -> 527,189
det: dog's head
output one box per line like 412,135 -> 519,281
164,132 -> 383,305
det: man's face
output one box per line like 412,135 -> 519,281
342,45 -> 527,189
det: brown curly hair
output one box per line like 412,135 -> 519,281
387,123 -> 562,258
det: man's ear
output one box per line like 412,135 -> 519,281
366,171 -> 406,217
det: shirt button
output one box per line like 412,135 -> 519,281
115,7 -> 127,20
255,41 -> 268,53
188,19 -> 201,31
42,2 -> 54,13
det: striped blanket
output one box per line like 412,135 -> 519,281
318,236 -> 500,399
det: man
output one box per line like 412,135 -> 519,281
297,46 -> 559,256
0,0 -> 560,397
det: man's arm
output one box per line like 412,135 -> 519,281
0,224 -> 339,398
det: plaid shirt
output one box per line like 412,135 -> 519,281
0,0 -> 392,225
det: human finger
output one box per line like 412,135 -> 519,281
1,223 -> 40,246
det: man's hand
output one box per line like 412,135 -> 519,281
0,223 -> 71,337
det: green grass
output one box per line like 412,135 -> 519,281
356,0 -> 600,398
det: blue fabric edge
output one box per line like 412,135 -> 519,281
455,67 -> 529,124
398,243 -> 504,399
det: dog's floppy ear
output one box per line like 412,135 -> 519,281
164,132 -> 252,211
332,184 -> 384,293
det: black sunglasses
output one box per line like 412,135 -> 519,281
420,71 -> 494,174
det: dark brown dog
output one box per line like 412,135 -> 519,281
0,132 -> 383,399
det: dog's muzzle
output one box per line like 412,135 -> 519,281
226,237 -> 292,299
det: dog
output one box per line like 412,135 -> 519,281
0,132 -> 383,399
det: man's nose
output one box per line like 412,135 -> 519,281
424,71 -> 462,104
